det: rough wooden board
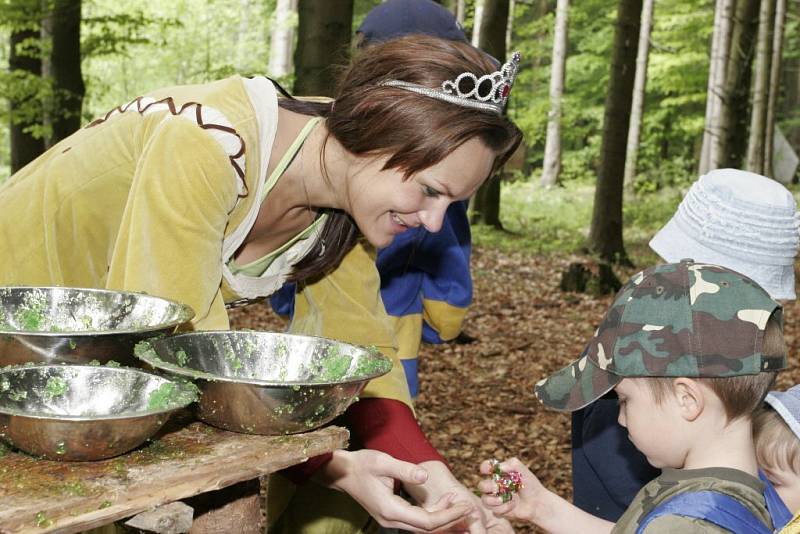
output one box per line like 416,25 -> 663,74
0,422 -> 348,534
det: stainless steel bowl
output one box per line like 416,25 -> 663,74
0,364 -> 197,461
135,331 -> 393,435
0,287 -> 195,367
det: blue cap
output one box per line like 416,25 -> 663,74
765,385 -> 800,440
357,0 -> 467,44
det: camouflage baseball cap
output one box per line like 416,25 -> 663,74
535,260 -> 784,412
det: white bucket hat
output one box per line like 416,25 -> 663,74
650,168 -> 800,300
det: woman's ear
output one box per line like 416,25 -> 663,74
672,377 -> 705,422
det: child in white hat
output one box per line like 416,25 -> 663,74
755,386 -> 800,514
650,168 -> 799,299
572,168 -> 800,521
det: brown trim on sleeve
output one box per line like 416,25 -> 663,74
87,96 -> 249,196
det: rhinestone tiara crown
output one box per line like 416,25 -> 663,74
380,51 -> 521,114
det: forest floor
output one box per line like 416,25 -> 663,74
230,246 -> 800,533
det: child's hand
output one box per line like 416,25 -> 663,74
477,457 -> 541,522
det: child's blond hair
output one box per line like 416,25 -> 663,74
755,405 -> 800,475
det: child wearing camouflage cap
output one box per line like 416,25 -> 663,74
478,260 -> 789,533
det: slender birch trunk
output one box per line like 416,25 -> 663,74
472,0 -> 485,46
707,0 -> 734,170
699,0 -> 724,175
699,0 -> 733,175
506,0 -> 515,54
457,0 -> 466,24
746,0 -> 775,174
268,0 -> 298,79
540,0 -> 568,188
764,0 -> 786,178
623,0 -> 654,189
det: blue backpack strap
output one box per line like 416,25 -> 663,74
760,469 -> 793,531
635,490 -> 772,534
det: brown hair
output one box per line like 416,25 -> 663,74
280,35 -> 523,282
644,313 -> 784,422
754,405 -> 800,474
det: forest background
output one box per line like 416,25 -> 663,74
0,0 -> 798,266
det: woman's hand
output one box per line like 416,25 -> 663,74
318,449 -> 474,532
404,460 -> 497,534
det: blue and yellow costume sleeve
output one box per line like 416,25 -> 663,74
271,200 -> 472,398
378,200 -> 472,397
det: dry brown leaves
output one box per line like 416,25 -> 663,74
231,249 -> 800,534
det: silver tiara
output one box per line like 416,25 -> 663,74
380,51 -> 521,114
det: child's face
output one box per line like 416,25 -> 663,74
615,378 -> 688,469
764,466 -> 800,513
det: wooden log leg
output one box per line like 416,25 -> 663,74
186,479 -> 262,534
259,476 -> 269,528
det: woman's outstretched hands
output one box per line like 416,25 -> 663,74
407,459 -> 515,534
321,449 -> 474,532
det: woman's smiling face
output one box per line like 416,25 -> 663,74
346,138 -> 496,248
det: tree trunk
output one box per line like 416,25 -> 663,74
781,55 -> 800,151
530,0 -> 554,75
9,19 -> 44,173
699,0 -> 734,175
456,0 -> 466,25
540,0 -> 568,188
745,0 -> 775,174
506,0 -> 515,54
469,0 -> 509,228
764,0 -> 786,178
706,0 -> 734,172
41,0 -> 84,148
719,0 -> 759,169
293,0 -> 354,97
471,0 -> 485,47
698,0 -> 724,175
587,0 -> 642,265
268,0 -> 298,79
622,0 -> 654,189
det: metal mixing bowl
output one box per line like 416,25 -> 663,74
0,364 -> 197,461
135,331 -> 393,435
0,286 -> 195,367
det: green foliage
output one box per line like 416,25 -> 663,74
82,12 -> 181,58
0,0 -> 798,202
507,0 -> 715,190
81,0 -> 274,120
474,180 -> 595,256
473,178 -> 685,267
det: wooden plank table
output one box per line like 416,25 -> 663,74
0,415 -> 349,534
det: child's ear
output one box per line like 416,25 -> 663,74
672,377 -> 704,421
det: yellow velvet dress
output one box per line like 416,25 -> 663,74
1,75 -> 417,533
0,75 -> 410,409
